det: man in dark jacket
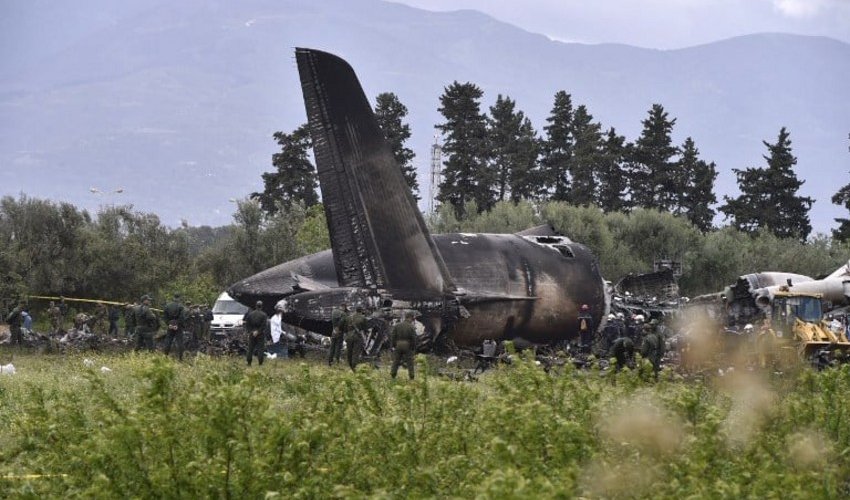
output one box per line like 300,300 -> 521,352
162,293 -> 187,360
244,301 -> 269,366
134,295 -> 159,352
345,306 -> 368,371
5,301 -> 25,346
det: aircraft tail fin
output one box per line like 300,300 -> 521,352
295,48 -> 455,298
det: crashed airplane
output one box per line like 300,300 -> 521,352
228,48 -> 607,348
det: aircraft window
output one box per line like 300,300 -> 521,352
553,245 -> 574,258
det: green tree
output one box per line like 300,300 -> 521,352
511,118 -> 542,202
541,91 -> 574,201
436,82 -> 492,214
487,95 -> 540,202
596,127 -> 628,213
831,133 -> 850,241
374,92 -> 418,199
627,104 -> 680,210
720,127 -> 813,240
253,124 -> 318,216
568,105 -> 602,206
676,137 -> 718,232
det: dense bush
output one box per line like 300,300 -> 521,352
1,354 -> 849,497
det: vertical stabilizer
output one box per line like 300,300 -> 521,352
295,48 -> 455,298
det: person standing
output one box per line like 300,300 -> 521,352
134,295 -> 159,352
108,305 -> 120,337
578,304 -> 594,354
48,301 -> 63,335
390,312 -> 417,380
5,301 -> 25,346
202,305 -> 213,341
162,293 -> 186,361
124,303 -> 136,338
345,306 -> 368,371
244,300 -> 269,366
641,320 -> 665,378
328,302 -> 349,365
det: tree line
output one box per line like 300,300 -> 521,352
260,87 -> 849,242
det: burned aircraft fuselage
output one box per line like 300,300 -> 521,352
229,232 -> 606,346
228,48 -> 607,349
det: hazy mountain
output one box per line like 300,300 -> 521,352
1,0 -> 848,232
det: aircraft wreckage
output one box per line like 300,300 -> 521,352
228,48 -> 607,349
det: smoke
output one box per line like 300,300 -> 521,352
716,371 -> 777,448
787,430 -> 831,468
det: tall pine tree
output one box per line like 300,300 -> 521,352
487,95 -> 540,202
720,127 -> 813,240
597,127 -> 628,212
541,91 -> 574,201
510,117 -> 542,202
253,124 -> 318,215
568,105 -> 603,206
374,92 -> 418,199
436,82 -> 492,214
831,133 -> 850,241
676,137 -> 718,232
627,104 -> 680,210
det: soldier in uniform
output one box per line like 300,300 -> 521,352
93,302 -> 108,335
328,302 -> 349,365
390,311 -> 417,379
134,295 -> 159,352
162,293 -> 186,360
345,306 -> 368,371
124,303 -> 136,337
641,319 -> 665,378
5,301 -> 25,346
202,305 -> 213,341
48,301 -> 63,335
609,335 -> 635,372
107,304 -> 120,337
244,300 -> 269,366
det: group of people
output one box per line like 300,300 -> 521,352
599,311 -> 667,375
328,302 -> 417,379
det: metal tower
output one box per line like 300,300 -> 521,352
429,135 -> 442,214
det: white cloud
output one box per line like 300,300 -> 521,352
773,0 -> 827,18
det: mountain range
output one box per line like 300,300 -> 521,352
1,0 -> 848,232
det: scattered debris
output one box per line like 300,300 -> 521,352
0,363 -> 15,375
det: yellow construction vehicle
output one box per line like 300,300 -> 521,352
764,290 -> 850,367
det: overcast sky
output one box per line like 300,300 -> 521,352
396,0 -> 850,48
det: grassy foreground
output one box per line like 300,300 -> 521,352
1,352 -> 849,498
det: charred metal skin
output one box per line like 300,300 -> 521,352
229,232 -> 606,346
227,48 -> 607,348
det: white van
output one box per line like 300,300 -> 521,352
210,292 -> 249,336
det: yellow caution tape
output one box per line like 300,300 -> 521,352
26,295 -> 163,312
2,473 -> 68,480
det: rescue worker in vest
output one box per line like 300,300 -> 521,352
134,295 -> 159,352
244,300 -> 269,366
162,293 -> 187,361
345,306 -> 368,371
5,301 -> 25,346
328,302 -> 349,365
578,304 -> 594,354
390,311 -> 417,379
641,319 -> 665,378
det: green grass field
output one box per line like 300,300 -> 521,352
1,350 -> 849,498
